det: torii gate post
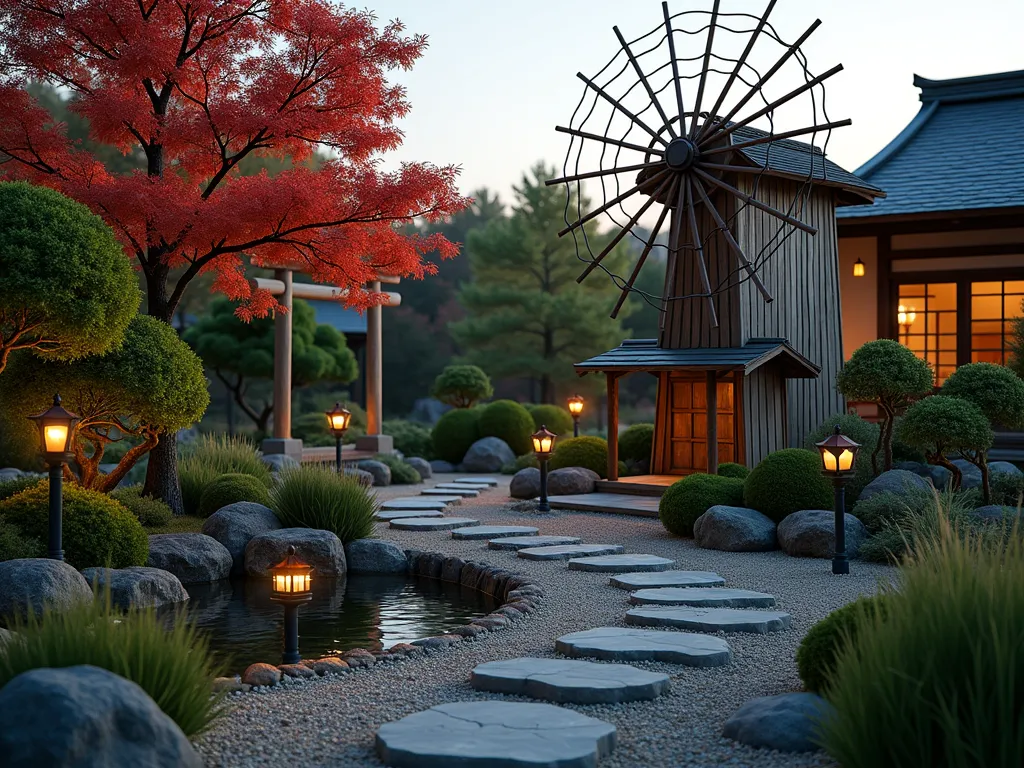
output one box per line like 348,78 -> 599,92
355,279 -> 393,454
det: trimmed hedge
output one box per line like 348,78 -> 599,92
197,473 -> 272,518
743,449 -> 832,523
549,436 -> 609,478
659,474 -> 745,537
717,462 -> 750,480
110,486 -> 173,528
796,594 -> 889,694
0,475 -> 43,502
383,419 -> 432,458
618,423 -> 654,464
527,404 -> 574,437
479,400 -> 535,456
431,408 -> 482,464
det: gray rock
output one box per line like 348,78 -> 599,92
777,509 -> 868,559
344,468 -> 375,487
859,469 -> 932,501
262,454 -> 300,473
389,517 -> 480,531
894,460 -> 952,490
451,525 -> 539,540
345,539 -> 408,574
80,566 -> 188,610
568,554 -> 674,573
0,558 -> 92,622
973,504 -> 1017,522
509,467 -> 541,499
626,606 -> 791,634
547,467 -> 599,495
609,570 -> 726,590
242,663 -> 282,687
376,508 -> 445,521
488,534 -> 582,551
629,587 -> 775,608
723,692 -> 835,753
957,460 -> 1024,490
471,657 -> 670,704
201,502 -> 282,575
461,437 -> 516,473
693,506 -> 777,552
455,476 -> 499,486
990,461 -> 1023,478
405,457 -> 432,480
357,460 -> 392,487
0,467 -> 24,482
146,533 -> 232,584
556,626 -> 732,667
429,459 -> 456,473
422,486 -> 478,498
245,528 -> 346,577
380,498 -> 450,511
517,544 -> 625,561
375,701 -> 616,768
0,665 -> 201,767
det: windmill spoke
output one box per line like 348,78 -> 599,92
696,0 -> 779,143
696,18 -> 822,146
662,2 -> 686,124
578,173 -> 674,283
697,162 -> 765,174
555,126 -> 665,156
557,168 -> 672,237
577,72 -> 670,146
688,0 -> 721,139
695,167 -> 817,234
685,177 -> 719,327
614,26 -> 676,139
546,160 -> 665,187
700,118 -> 853,158
692,178 -> 774,303
662,179 -> 689,332
610,180 -> 675,319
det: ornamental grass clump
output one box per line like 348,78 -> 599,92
178,434 -> 271,515
270,466 -> 377,543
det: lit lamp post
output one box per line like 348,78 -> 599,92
532,425 -> 557,512
815,425 -> 861,576
325,402 -> 352,473
269,546 -> 313,665
28,394 -> 79,562
567,394 -> 584,437
897,304 -> 916,346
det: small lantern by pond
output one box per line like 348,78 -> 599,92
325,402 -> 352,473
567,394 -> 584,437
28,394 -> 79,561
815,425 -> 861,576
270,545 -> 313,664
532,425 -> 557,512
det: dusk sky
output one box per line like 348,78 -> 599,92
374,0 -> 1024,203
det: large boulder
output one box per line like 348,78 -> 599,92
859,469 -> 932,502
430,459 -> 456,474
547,467 -> 599,496
0,665 -> 201,767
777,509 -> 868,559
245,528 -> 346,577
261,454 -> 300,473
345,539 -> 408,574
146,533 -> 232,584
405,457 -> 432,481
894,461 -> 952,491
201,502 -> 282,575
462,437 -> 516,474
723,693 -> 835,753
0,467 -> 24,482
510,467 -> 541,500
80,566 -> 188,610
357,460 -> 392,487
344,468 -> 375,487
693,506 -> 777,552
0,558 -> 92,622
950,459 -> 1020,490
973,504 -> 1018,522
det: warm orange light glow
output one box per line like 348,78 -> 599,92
274,572 -> 312,594
270,545 -> 313,601
897,305 -> 917,327
531,425 -> 557,457
324,402 -> 352,436
822,449 -> 854,473
853,258 -> 865,278
567,395 -> 584,416
44,425 -> 69,453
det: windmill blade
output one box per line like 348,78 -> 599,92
610,181 -> 675,319
688,0 -> 721,139
614,26 -> 676,139
557,168 -> 671,237
555,126 -> 665,156
662,2 -> 686,124
684,177 -> 719,327
694,167 -> 818,234
661,179 -> 690,333
546,160 -> 665,186
577,72 -> 670,146
700,118 -> 853,158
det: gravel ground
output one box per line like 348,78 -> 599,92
196,474 -> 895,768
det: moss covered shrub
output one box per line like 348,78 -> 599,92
717,462 -> 750,480
796,594 -> 889,694
110,486 -> 173,528
0,518 -> 42,561
270,466 -> 376,543
618,423 -> 654,464
527,404 -> 574,436
659,474 -> 745,537
383,419 -> 432,458
431,408 -> 482,464
372,454 -> 421,485
479,400 -> 535,456
743,449 -> 832,523
0,482 -> 147,569
197,473 -> 272,518
549,436 -> 609,478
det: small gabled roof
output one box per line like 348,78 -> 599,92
574,337 -> 820,379
837,69 -> 1024,220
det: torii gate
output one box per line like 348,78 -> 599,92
251,268 -> 402,462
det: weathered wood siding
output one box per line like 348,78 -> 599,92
742,365 -> 788,466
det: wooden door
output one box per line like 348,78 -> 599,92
660,373 -> 736,473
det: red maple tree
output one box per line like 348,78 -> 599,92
0,0 -> 467,510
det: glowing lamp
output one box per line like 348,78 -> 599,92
853,258 -> 865,277
816,425 -> 860,479
325,402 -> 353,439
28,394 -> 79,460
567,395 -> 584,416
270,546 -> 313,602
897,305 -> 917,328
531,425 -> 557,459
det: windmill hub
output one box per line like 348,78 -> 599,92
665,138 -> 698,171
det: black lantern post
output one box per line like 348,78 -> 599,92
815,425 -> 861,575
567,394 -> 584,438
324,402 -> 352,473
269,546 -> 313,664
531,425 -> 557,513
28,394 -> 79,561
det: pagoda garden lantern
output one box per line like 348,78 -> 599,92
567,394 -> 584,437
269,546 -> 314,664
27,394 -> 79,561
815,425 -> 861,575
531,426 -> 557,512
325,402 -> 353,473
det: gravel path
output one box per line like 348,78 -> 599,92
196,476 -> 894,768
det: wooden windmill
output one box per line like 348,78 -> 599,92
552,1 -> 884,482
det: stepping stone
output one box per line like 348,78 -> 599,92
376,701 -> 616,768
609,570 -> 726,590
451,525 -> 539,540
556,627 -> 731,667
435,483 -> 490,491
456,477 -> 498,486
488,535 -> 582,551
422,488 -> 478,498
470,657 -> 670,704
567,554 -> 674,573
389,517 -> 480,532
629,587 -> 776,608
381,499 -> 450,511
625,607 -> 792,634
517,544 -> 624,561
376,509 -> 446,522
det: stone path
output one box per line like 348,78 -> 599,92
450,525 -> 539,540
625,607 -> 792,634
421,487 -> 479,498
548,492 -> 660,518
380,498 -> 450,511
487,535 -> 582,551
609,570 -> 726,589
389,517 -> 481,532
567,554 -> 674,573
455,477 -> 499,486
376,509 -> 446,522
556,627 -> 733,667
629,587 -> 777,608
417,490 -> 469,500
470,657 -> 670,704
517,544 -> 625,561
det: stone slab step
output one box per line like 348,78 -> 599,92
625,607 -> 792,634
567,554 -> 674,573
436,482 -> 491,490
389,517 -> 480,532
375,701 -> 616,768
422,488 -> 478,498
455,477 -> 499,486
517,544 -> 625,561
451,525 -> 539,540
381,499 -> 452,511
548,493 -> 659,518
376,509 -> 446,522
629,588 -> 776,608
488,535 -> 582,551
470,657 -> 670,704
609,570 -> 726,590
556,627 -> 731,667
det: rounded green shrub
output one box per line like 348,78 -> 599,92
941,361 -> 1024,429
383,419 -> 432,458
270,466 -> 376,543
852,488 -> 933,534
0,482 -> 147,569
0,475 -> 43,502
197,473 -> 272,518
796,594 -> 889,694
618,423 -> 654,464
743,449 -> 832,522
372,454 -> 421,485
479,400 -> 535,456
178,434 -> 272,515
431,408 -> 482,464
717,462 -> 750,480
527,404 -> 574,436
431,364 -> 493,408
110,486 -> 173,528
503,453 -> 540,474
0,518 -> 42,561
659,474 -> 745,536
548,436 -> 609,478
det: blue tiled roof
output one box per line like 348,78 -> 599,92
837,69 -> 1024,219
308,300 -> 367,336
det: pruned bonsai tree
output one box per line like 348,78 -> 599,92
836,340 -> 934,473
431,364 -> 493,408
